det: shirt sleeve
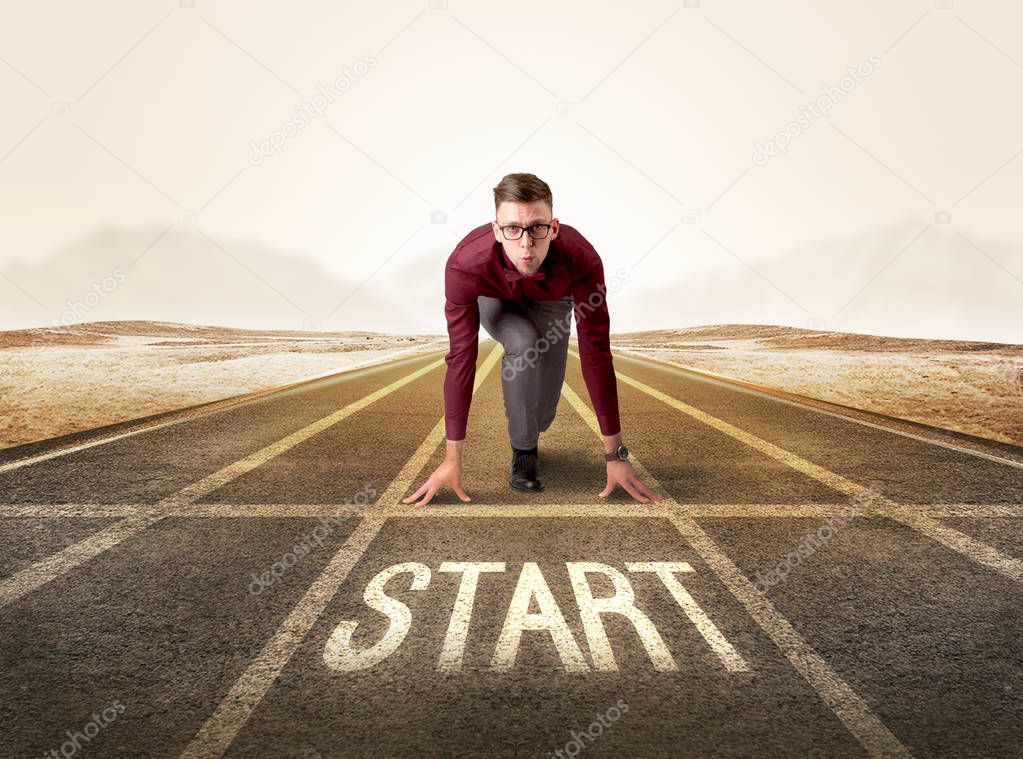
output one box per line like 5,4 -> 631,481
571,256 -> 622,437
443,260 -> 480,441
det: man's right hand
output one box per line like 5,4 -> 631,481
402,448 -> 471,507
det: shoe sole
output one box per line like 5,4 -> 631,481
509,480 -> 546,493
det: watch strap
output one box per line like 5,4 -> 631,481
604,444 -> 628,462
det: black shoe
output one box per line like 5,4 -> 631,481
509,449 -> 545,492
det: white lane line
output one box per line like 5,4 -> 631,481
3,502 -> 1021,519
180,343 -> 504,759
891,508 -> 1023,578
0,513 -> 168,607
920,503 -> 1023,518
601,358 -> 1023,585
394,502 -> 1023,519
666,512 -> 911,758
0,505 -> 152,518
0,356 -> 447,608
0,346 -> 447,475
615,347 -> 1023,471
161,356 -> 447,506
180,515 -> 386,759
561,382 -> 912,758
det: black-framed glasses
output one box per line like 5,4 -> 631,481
498,222 -> 552,241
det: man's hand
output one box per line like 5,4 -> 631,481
599,460 -> 663,503
402,440 -> 471,507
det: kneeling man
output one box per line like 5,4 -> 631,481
404,172 -> 660,506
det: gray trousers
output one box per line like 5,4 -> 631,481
478,294 -> 574,450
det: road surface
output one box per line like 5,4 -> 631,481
0,342 -> 1021,758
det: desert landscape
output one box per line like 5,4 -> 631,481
613,325 -> 1023,448
2,321 -> 1020,452
0,321 -> 447,450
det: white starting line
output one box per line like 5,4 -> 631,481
0,502 -> 1020,519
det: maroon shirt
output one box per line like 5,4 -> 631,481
443,221 -> 621,441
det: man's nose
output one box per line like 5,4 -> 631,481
519,231 -> 533,247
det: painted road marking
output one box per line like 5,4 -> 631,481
180,343 -> 504,759
561,381 -> 911,758
323,560 -> 432,672
0,355 -> 448,608
491,562 -> 589,673
626,561 -> 749,672
615,347 -> 1023,471
664,511 -> 911,759
591,355 -> 1023,585
437,561 -> 507,672
0,346 -> 447,475
319,560 -> 748,674
2,502 -> 1021,519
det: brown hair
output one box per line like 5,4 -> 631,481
493,173 -> 553,214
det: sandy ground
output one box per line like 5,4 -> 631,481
613,325 -> 1023,448
3,320 -> 1020,452
0,321 -> 446,450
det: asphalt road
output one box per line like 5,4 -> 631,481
0,342 -> 1021,759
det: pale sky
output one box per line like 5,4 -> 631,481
1,0 -> 1021,342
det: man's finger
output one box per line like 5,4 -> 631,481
633,479 -> 662,501
402,483 -> 427,504
621,479 -> 650,504
415,484 -> 439,507
598,480 -> 613,497
453,483 -> 471,502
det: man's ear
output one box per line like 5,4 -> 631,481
550,217 -> 559,241
492,220 -> 501,242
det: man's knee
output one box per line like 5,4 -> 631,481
501,326 -> 541,360
500,329 -> 544,384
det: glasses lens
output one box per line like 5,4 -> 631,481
503,225 -> 523,239
527,224 -> 550,239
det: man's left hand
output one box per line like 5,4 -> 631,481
599,460 -> 663,503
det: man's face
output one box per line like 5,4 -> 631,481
492,200 -> 559,276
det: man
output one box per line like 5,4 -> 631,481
403,172 -> 661,507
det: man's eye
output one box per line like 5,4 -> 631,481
506,226 -> 522,233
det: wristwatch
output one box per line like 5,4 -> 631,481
604,443 -> 629,462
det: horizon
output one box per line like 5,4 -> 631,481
4,315 -> 1021,348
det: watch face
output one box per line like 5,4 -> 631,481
618,444 -> 629,460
